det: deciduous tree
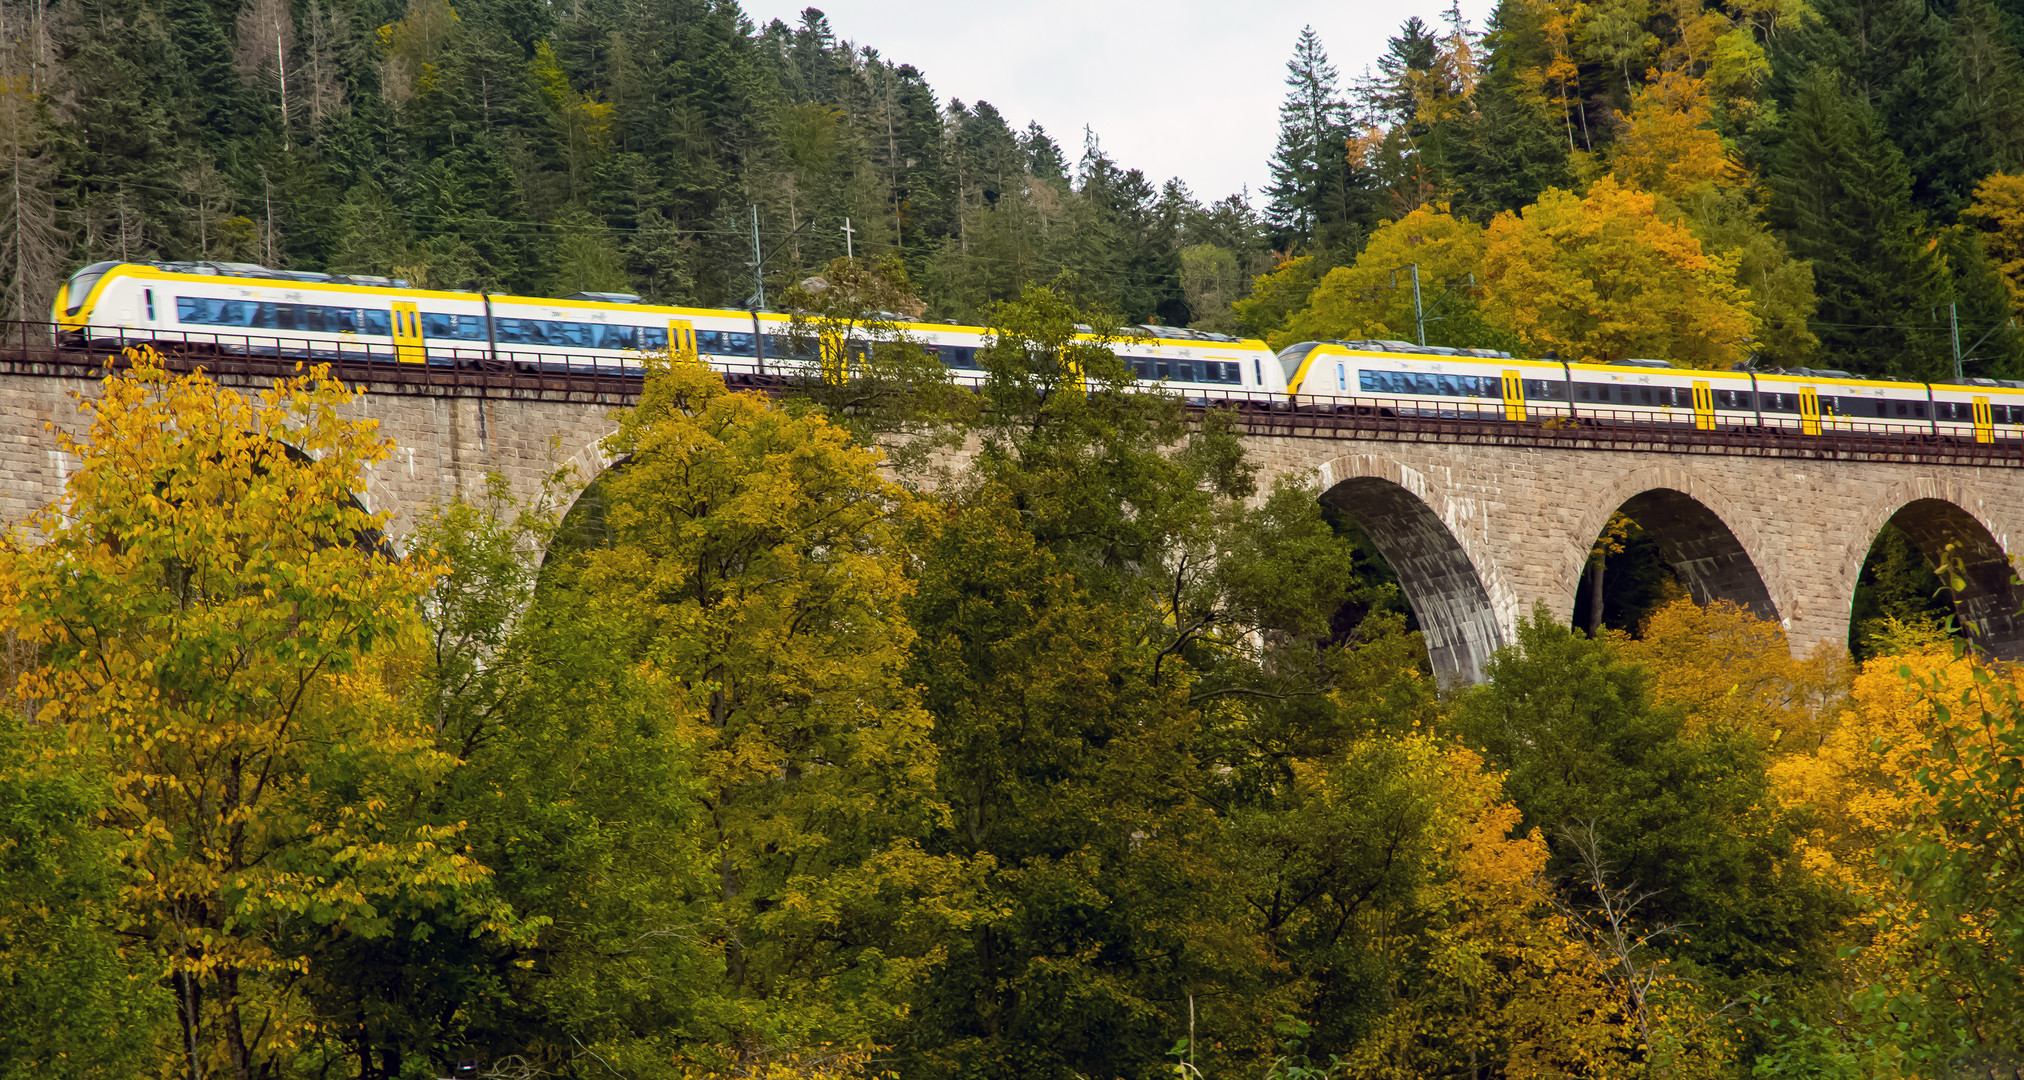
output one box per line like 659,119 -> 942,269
1479,176 -> 1758,366
0,351 -> 515,1079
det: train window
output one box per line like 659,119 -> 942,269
699,330 -> 755,356
760,334 -> 818,361
1523,379 -> 1563,399
1254,358 -> 1262,385
65,261 -> 119,315
943,345 -> 981,369
176,296 -> 391,336
1357,369 -> 1497,397
1577,384 -> 1595,401
421,313 -> 489,341
144,289 -> 155,321
1760,392 -> 1798,413
1714,389 -> 1753,409
1914,402 -> 1928,418
1336,363 -> 1346,391
489,318 -> 670,350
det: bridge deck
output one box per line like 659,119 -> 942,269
5,332 -> 2017,469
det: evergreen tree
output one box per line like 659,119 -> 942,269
1942,226 -> 2024,378
1773,0 -> 1989,218
1442,1 -> 1572,221
1373,16 -> 1442,126
1768,68 -> 1953,379
1265,27 -> 1360,251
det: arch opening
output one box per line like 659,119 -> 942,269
1319,475 -> 1501,687
1575,488 -> 1779,637
1856,499 -> 2023,661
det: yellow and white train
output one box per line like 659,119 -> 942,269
1277,340 -> 2024,442
51,260 -> 1271,392
52,259 -> 2024,441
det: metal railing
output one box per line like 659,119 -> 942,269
1187,388 -> 2024,468
4,322 -> 2020,466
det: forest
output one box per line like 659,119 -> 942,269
1,302 -> 2019,1080
5,0 -> 2024,1076
3,0 -> 2024,379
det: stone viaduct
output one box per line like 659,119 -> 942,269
4,358 -> 2020,686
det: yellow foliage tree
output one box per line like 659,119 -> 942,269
1763,642 -> 2024,1060
1272,206 -> 1488,350
1619,597 -> 1844,752
1231,253 -> 1330,343
1963,172 -> 2024,318
1768,643 -> 1963,891
0,350 -> 514,1078
1479,176 -> 1758,366
565,351 -> 973,1070
1609,70 -> 1737,201
1340,737 -> 1730,1079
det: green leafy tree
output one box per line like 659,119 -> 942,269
0,715 -> 167,1079
0,352 -> 519,1078
1449,608 -> 1841,983
546,352 -> 977,1071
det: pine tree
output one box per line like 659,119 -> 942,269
1265,27 -> 1358,250
1443,0 -> 1572,221
1954,0 -> 2024,174
1373,16 -> 1443,126
1941,227 -> 2024,377
1768,68 -> 1953,379
0,49 -> 64,326
1773,0 -> 1989,219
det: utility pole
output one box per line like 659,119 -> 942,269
748,204 -> 766,310
1950,301 -> 1964,380
264,173 -> 276,266
842,216 -> 855,260
1411,263 -> 1425,346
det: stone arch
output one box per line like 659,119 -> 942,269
1570,468 -> 1783,633
268,435 -> 397,557
1847,480 -> 2023,659
1314,454 -> 1505,687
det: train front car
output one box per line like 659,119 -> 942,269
54,261 -> 428,363
53,261 -> 173,347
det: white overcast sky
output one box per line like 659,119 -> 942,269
743,0 -> 1500,207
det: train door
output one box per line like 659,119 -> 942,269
667,319 -> 697,361
1500,370 -> 1526,421
1691,381 -> 1715,430
818,335 -> 847,384
1799,387 -> 1821,435
1974,396 -> 1994,443
391,302 -> 424,364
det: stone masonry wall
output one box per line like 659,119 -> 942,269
0,372 -> 626,547
7,370 -> 2022,684
1240,436 -> 2024,682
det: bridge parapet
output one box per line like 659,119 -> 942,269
3,346 -> 2019,683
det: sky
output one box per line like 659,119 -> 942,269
743,0 -> 1500,207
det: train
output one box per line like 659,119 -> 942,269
52,259 -> 2024,442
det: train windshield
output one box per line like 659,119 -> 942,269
64,261 -> 119,315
